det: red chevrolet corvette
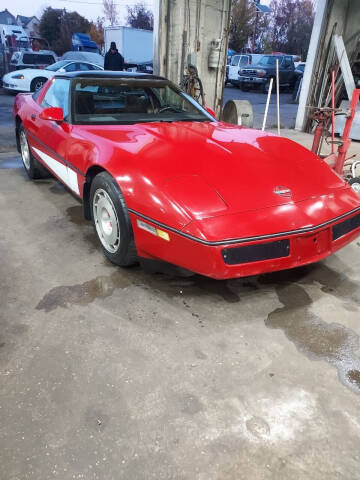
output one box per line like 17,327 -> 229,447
13,71 -> 360,279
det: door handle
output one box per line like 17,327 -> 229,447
31,114 -> 36,120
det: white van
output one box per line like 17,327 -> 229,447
228,54 -> 263,86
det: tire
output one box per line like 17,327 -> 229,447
240,83 -> 250,92
292,77 -> 301,100
90,172 -> 138,266
349,177 -> 360,194
30,77 -> 47,92
19,124 -> 50,179
262,78 -> 274,94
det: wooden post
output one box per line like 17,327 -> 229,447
276,58 -> 280,135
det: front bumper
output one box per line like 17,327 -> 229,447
2,81 -> 26,92
130,208 -> 360,279
237,76 -> 267,85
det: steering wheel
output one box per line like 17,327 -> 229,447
158,105 -> 182,113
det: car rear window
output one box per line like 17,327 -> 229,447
22,54 -> 55,65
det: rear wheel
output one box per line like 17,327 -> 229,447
349,177 -> 360,194
90,172 -> 138,266
30,77 -> 47,92
19,124 -> 50,179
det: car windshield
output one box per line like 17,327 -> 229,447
259,56 -> 283,66
46,61 -> 69,72
72,78 -> 213,125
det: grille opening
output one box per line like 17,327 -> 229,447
332,213 -> 360,241
222,239 -> 290,265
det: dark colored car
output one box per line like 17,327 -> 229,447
238,54 -> 298,93
292,62 -> 305,101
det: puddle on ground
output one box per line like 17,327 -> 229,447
266,282 -> 360,394
36,272 -> 133,312
260,263 -> 360,306
66,205 -> 85,225
36,266 -> 244,313
0,157 -> 22,169
49,182 -> 66,195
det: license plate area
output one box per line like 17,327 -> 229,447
293,229 -> 330,260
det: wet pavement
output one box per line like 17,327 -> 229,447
1,158 -> 360,479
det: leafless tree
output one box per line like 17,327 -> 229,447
103,0 -> 118,26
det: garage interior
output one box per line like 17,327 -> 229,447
1,1 -> 360,479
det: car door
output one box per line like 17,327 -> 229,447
228,55 -> 240,81
282,56 -> 295,85
28,78 -> 80,195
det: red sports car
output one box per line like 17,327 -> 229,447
13,71 -> 360,279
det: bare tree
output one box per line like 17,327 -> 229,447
103,0 -> 118,26
126,3 -> 153,31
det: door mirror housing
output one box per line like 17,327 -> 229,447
205,106 -> 216,118
39,107 -> 64,122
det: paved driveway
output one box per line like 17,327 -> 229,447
223,85 -> 298,130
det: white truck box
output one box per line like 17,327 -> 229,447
104,26 -> 153,65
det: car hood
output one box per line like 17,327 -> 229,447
82,121 -> 347,218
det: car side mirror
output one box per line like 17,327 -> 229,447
39,107 -> 64,122
205,106 -> 216,118
58,68 -> 66,73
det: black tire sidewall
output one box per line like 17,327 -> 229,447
19,124 -> 51,179
349,177 -> 360,192
90,172 -> 136,266
19,124 -> 39,178
31,78 -> 46,93
263,79 -> 271,93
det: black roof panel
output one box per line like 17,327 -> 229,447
54,70 -> 166,81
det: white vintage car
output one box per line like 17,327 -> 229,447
2,59 -> 103,93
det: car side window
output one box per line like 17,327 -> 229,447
231,55 -> 240,66
284,57 -> 293,68
64,62 -> 79,72
41,78 -> 70,120
239,56 -> 249,66
78,63 -> 92,70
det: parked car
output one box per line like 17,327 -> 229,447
13,71 -> 360,279
228,54 -> 263,87
61,51 -> 104,68
238,54 -> 298,92
136,61 -> 153,74
10,50 -> 57,71
292,62 -> 305,101
2,59 -> 103,93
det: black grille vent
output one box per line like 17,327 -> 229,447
222,239 -> 290,265
332,213 -> 360,241
241,69 -> 257,75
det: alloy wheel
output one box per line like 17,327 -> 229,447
92,188 -> 120,253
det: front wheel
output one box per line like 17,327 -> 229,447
19,124 -> 50,179
30,77 -> 47,92
90,172 -> 138,266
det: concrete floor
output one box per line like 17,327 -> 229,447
1,151 -> 360,479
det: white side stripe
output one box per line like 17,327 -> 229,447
32,147 -> 80,195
